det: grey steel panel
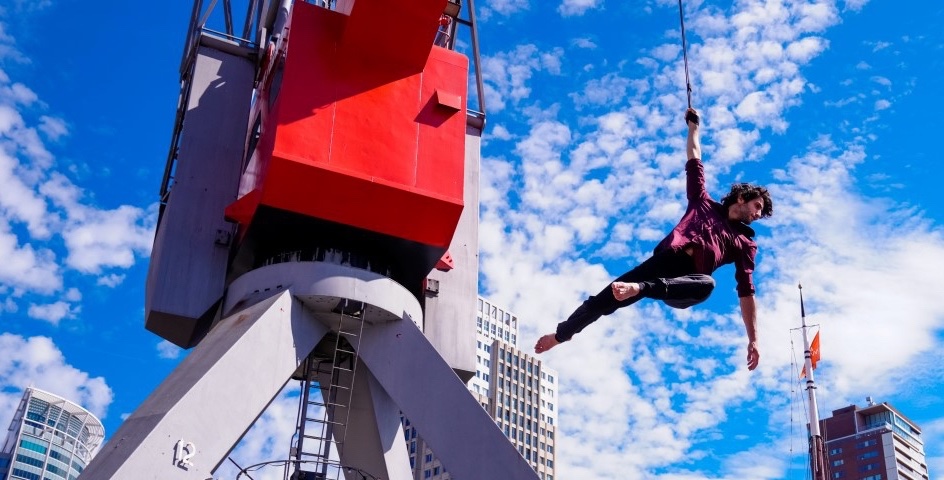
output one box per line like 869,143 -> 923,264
145,45 -> 255,348
422,129 -> 483,382
223,261 -> 423,328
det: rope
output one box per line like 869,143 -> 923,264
677,0 -> 693,108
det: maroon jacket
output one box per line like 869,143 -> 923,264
653,157 -> 758,297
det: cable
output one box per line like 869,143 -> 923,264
677,0 -> 693,108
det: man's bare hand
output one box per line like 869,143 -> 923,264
747,341 -> 760,371
534,333 -> 560,354
685,108 -> 699,127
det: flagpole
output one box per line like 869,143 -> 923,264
799,284 -> 827,480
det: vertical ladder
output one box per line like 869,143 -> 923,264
289,300 -> 367,480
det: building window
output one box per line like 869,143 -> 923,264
829,447 -> 842,455
859,463 -> 879,472
832,473 -> 843,479
861,475 -> 882,480
11,469 -> 41,480
858,451 -> 878,460
15,454 -> 45,468
832,459 -> 843,466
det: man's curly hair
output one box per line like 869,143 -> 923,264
720,183 -> 773,218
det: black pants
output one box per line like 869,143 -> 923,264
555,249 -> 715,342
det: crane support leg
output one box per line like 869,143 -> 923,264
357,319 -> 539,479
82,290 -> 330,479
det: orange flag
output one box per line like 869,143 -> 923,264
800,331 -> 821,379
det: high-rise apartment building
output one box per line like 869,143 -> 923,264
820,400 -> 928,480
0,387 -> 104,480
405,296 -> 558,480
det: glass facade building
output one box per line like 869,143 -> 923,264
0,388 -> 104,480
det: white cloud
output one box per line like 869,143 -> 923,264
60,204 -> 155,274
571,37 -> 597,49
156,340 -> 182,360
793,2 -> 838,32
785,36 -> 828,63
482,45 -> 565,113
27,300 -> 78,325
488,124 -> 513,141
96,273 -> 126,287
867,40 -> 891,52
844,0 -> 871,13
571,73 -> 633,108
38,115 -> 68,141
923,417 -> 944,476
64,287 -> 81,301
479,0 -> 529,20
9,1 -> 54,14
0,333 -> 113,430
0,133 -> 53,239
0,221 -> 61,295
870,75 -> 891,87
874,98 -> 891,110
558,0 -> 601,17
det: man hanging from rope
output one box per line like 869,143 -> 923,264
534,108 -> 773,371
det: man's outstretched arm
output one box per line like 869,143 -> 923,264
739,295 -> 760,371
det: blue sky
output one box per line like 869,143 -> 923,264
1,0 -> 943,479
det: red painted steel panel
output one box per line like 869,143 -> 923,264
331,75 -> 422,185
233,1 -> 469,249
340,0 -> 448,73
416,47 -> 467,203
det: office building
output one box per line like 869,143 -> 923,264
821,400 -> 928,480
406,296 -> 558,480
0,387 -> 104,480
